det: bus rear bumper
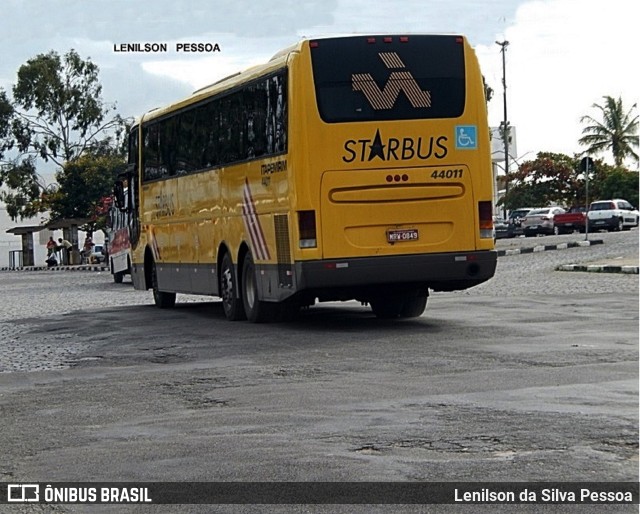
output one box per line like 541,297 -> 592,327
294,250 -> 497,294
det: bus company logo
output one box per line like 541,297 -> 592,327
352,52 -> 431,110
7,484 -> 39,502
342,129 -> 448,163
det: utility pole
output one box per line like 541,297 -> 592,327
581,156 -> 594,242
496,40 -> 510,217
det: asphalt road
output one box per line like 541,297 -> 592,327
0,230 -> 638,513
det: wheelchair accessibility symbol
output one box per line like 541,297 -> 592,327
455,125 -> 478,150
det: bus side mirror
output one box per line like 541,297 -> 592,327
113,181 -> 126,211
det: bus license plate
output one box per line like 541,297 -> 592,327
387,229 -> 419,242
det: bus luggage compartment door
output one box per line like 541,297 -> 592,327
319,167 -> 475,259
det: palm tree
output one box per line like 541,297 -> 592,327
579,96 -> 638,167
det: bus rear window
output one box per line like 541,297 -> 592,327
310,35 -> 466,123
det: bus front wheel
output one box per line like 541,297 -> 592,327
151,260 -> 176,308
242,252 -> 275,323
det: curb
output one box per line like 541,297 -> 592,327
496,238 -> 638,274
556,264 -> 639,274
0,264 -> 108,273
496,239 -> 604,257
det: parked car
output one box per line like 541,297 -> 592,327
506,207 -> 535,237
493,216 -> 509,240
587,199 -> 639,232
553,206 -> 587,235
89,244 -> 106,264
521,207 -> 566,236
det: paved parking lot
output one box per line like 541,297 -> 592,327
0,230 -> 637,512
0,230 -> 637,374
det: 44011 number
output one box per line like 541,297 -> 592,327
430,168 -> 464,179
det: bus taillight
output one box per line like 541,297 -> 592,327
478,201 -> 493,239
298,210 -> 317,248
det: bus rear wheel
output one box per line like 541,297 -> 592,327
151,260 -> 176,308
220,252 -> 246,321
400,292 -> 428,318
370,289 -> 428,319
242,252 -> 276,323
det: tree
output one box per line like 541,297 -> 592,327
0,89 -> 13,162
500,152 -> 582,210
500,151 -> 638,211
44,152 -> 126,233
0,49 -> 122,221
598,168 -> 639,207
482,76 -> 494,103
0,158 -> 45,220
12,49 -> 120,165
579,96 -> 639,167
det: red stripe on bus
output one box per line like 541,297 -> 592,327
242,180 -> 271,261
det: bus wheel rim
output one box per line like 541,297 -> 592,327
221,266 -> 234,309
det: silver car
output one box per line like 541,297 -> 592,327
89,244 -> 106,264
506,207 -> 535,237
521,207 -> 566,236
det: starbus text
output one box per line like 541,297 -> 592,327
342,130 -> 448,163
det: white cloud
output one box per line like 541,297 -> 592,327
142,55 -> 264,91
477,0 -> 639,167
1,0 -> 636,168
139,35 -> 288,90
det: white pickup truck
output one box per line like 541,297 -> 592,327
587,199 -> 639,232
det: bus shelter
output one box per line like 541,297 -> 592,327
46,218 -> 92,265
6,225 -> 45,267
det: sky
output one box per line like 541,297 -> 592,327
0,0 -> 638,174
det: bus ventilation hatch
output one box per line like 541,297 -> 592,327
274,214 -> 293,288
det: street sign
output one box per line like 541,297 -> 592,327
580,156 -> 595,172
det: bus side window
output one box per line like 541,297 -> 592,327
143,124 -> 161,181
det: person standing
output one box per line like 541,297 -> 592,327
45,236 -> 58,266
82,235 -> 94,263
57,238 -> 72,265
46,236 -> 56,256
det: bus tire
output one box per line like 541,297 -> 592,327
370,295 -> 404,319
151,260 -> 176,308
242,252 -> 275,323
400,292 -> 428,318
220,252 -> 246,321
370,290 -> 428,319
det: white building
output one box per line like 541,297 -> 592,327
1,205 -> 104,268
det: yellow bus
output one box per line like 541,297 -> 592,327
119,34 -> 497,322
